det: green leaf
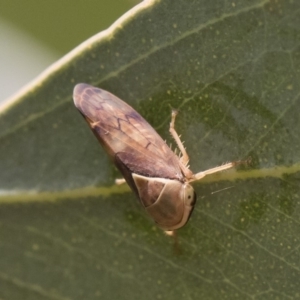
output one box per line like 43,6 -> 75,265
1,0 -> 300,299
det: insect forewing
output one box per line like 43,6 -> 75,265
73,84 -> 183,182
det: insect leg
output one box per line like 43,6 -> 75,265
191,158 -> 250,182
191,162 -> 235,181
164,230 -> 182,254
169,110 -> 189,166
115,178 -> 126,185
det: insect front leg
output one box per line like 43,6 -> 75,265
169,110 -> 190,166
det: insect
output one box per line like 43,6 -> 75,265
73,83 -> 237,233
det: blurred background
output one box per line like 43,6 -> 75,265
0,0 -> 140,104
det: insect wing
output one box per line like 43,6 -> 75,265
73,84 -> 183,182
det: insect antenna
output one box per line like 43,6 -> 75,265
211,186 -> 235,195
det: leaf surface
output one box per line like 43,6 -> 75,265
1,0 -> 300,299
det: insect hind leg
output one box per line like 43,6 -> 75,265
169,109 -> 189,166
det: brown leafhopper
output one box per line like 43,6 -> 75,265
73,84 -> 236,232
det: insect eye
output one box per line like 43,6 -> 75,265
184,185 -> 196,206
